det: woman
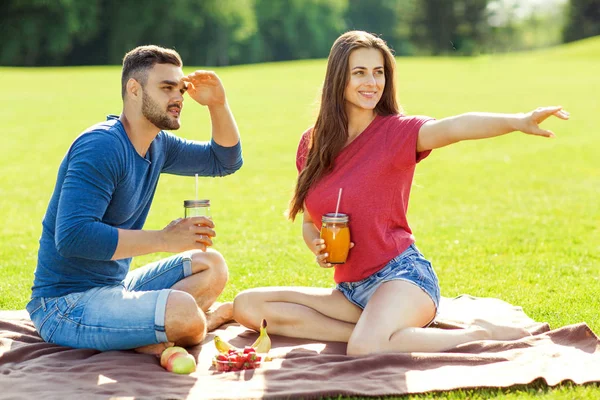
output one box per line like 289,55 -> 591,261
233,31 -> 569,355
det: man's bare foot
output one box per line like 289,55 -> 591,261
471,318 -> 531,341
206,302 -> 234,332
134,341 -> 174,356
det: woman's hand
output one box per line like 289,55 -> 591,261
514,106 -> 570,138
312,238 -> 332,268
311,239 -> 354,268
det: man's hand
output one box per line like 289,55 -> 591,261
182,71 -> 226,107
161,217 -> 216,253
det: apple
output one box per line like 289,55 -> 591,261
170,353 -> 197,374
166,352 -> 186,371
160,346 -> 188,368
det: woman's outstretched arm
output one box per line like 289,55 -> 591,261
417,105 -> 570,152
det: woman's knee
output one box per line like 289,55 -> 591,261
190,249 -> 228,287
346,334 -> 381,356
347,328 -> 420,355
232,289 -> 263,330
165,290 -> 207,341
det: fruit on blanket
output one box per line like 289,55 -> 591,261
214,335 -> 240,354
170,353 -> 197,374
166,352 -> 186,371
250,319 -> 271,354
213,349 -> 262,372
160,346 -> 188,368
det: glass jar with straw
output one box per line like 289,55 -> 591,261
184,173 -> 211,218
320,188 -> 351,264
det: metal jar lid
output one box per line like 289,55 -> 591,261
184,199 -> 211,208
321,213 -> 349,223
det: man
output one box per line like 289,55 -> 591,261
26,45 -> 243,354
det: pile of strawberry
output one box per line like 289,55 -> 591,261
214,347 -> 262,372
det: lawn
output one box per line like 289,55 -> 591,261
0,37 -> 598,398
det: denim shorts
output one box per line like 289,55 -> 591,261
25,254 -> 193,351
336,244 -> 441,318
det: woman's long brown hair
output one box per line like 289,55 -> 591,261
288,31 -> 401,220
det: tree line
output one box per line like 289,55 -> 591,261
0,0 -> 597,67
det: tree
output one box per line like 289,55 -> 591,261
248,0 -> 348,62
345,0 -> 416,55
64,0 -> 256,66
411,0 -> 490,55
564,0 -> 600,42
0,0 -> 101,66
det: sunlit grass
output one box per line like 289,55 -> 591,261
1,38 -> 599,399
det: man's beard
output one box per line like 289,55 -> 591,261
141,91 -> 180,130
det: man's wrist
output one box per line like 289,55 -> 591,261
207,101 -> 229,112
154,229 -> 168,253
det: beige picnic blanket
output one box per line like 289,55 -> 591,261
1,295 -> 599,399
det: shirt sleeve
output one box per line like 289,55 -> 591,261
296,128 -> 312,173
387,115 -> 435,169
54,133 -> 122,260
161,131 -> 243,176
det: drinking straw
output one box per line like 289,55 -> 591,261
334,188 -> 342,217
195,173 -> 198,200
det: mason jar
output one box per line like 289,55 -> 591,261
320,213 -> 351,264
184,199 -> 211,218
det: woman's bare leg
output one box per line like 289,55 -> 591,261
347,281 -> 531,355
233,286 -> 362,342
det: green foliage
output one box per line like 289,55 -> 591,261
411,0 -> 490,55
346,0 -> 409,54
487,1 -> 568,54
247,0 -> 348,62
1,0 -> 589,66
98,0 -> 257,66
0,0 -> 102,65
563,0 -> 600,43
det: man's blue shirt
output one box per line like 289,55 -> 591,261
32,115 -> 242,298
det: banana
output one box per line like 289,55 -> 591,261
214,335 -> 240,354
250,319 -> 271,354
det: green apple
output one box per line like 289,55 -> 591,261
160,346 -> 188,368
170,353 -> 197,374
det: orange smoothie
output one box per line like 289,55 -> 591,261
320,213 -> 350,264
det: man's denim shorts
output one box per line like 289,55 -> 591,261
25,254 -> 193,351
336,244 -> 441,318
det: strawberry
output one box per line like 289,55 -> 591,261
235,355 -> 245,369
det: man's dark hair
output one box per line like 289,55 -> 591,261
121,45 -> 183,99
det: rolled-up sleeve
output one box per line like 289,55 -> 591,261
161,132 -> 243,177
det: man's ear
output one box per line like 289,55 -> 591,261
126,78 -> 141,99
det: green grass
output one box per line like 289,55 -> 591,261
1,37 -> 599,399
